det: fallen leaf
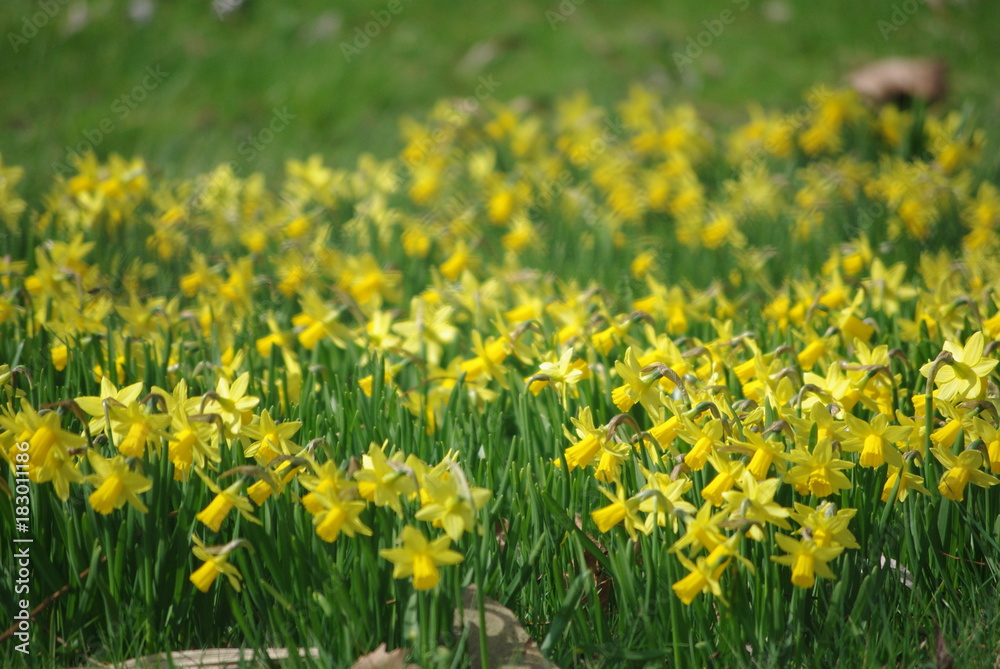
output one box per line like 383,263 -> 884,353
846,58 -> 947,106
349,643 -> 414,669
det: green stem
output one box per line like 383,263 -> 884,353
923,352 -> 952,455
475,547 -> 488,669
418,590 -> 428,659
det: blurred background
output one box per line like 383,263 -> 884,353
2,0 -> 998,197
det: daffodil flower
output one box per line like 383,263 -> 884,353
194,469 -> 262,532
611,347 -> 663,420
379,525 -> 464,590
310,491 -> 372,543
590,484 -> 645,541
783,439 -> 854,498
414,462 -> 491,541
1,400 -> 85,501
771,533 -> 844,589
841,413 -> 911,469
86,451 -> 152,514
190,535 -> 245,593
920,332 -> 998,402
672,551 -> 730,606
75,377 -> 145,435
788,501 -> 859,549
241,409 -> 300,464
354,441 -> 417,515
931,446 -> 999,502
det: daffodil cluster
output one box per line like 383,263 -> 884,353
2,83 -> 999,613
0,368 -> 488,593
575,321 -> 998,603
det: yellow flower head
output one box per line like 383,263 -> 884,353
190,535 -> 245,593
379,525 -> 464,590
86,451 -> 152,515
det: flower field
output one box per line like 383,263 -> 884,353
2,84 -> 1000,667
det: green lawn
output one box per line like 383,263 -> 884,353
3,0 -> 1000,196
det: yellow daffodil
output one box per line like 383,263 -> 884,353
379,525 -> 464,590
354,441 -> 417,515
85,451 -> 152,514
771,533 -> 844,588
931,447 -> 999,502
783,439 -> 854,498
190,535 -> 245,593
920,332 -> 998,402
414,463 -> 491,541
672,551 -> 729,606
590,484 -> 645,541
841,413 -> 911,469
194,470 -> 262,532
75,377 -> 145,435
310,491 -> 372,543
1,401 -> 86,501
241,409 -> 300,464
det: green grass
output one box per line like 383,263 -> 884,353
3,0 -> 1000,196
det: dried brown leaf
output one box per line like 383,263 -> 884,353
847,57 -> 947,106
349,643 -> 418,669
